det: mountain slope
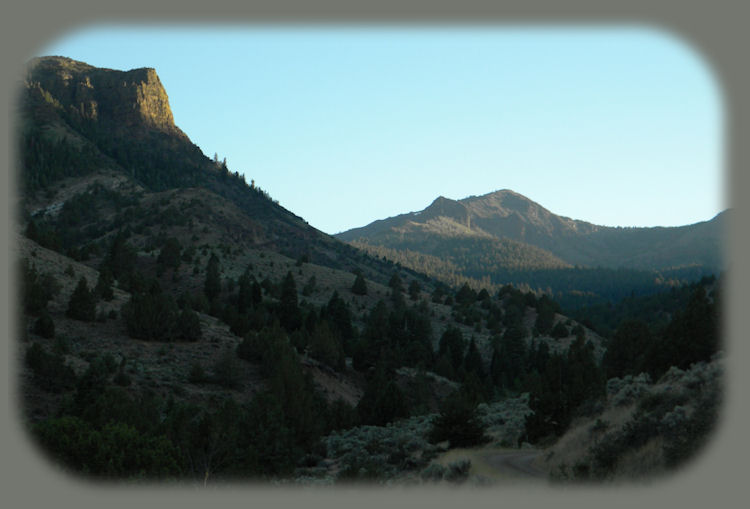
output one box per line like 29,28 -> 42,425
19,56 -> 402,282
338,189 -> 725,273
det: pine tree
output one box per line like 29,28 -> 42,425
122,283 -> 179,341
34,311 -> 55,338
157,237 -> 182,274
308,320 -> 345,371
438,326 -> 465,372
428,389 -> 488,448
351,272 -> 368,296
463,338 -> 485,379
95,267 -> 114,301
204,253 -> 221,302
279,271 -> 301,332
177,307 -> 202,341
66,276 -> 96,322
102,231 -> 135,282
408,280 -> 421,301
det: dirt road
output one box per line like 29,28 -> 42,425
481,450 -> 547,479
434,447 -> 548,483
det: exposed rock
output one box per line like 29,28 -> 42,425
25,56 -> 184,137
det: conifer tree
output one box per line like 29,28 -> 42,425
66,276 -> 96,322
279,271 -> 301,332
95,267 -> 114,301
463,338 -> 485,379
102,231 -> 135,282
34,311 -> 55,338
428,388 -> 488,448
351,272 -> 368,296
204,253 -> 221,302
177,306 -> 202,341
157,237 -> 182,274
408,280 -> 421,301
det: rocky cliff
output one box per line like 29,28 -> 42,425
25,56 -> 182,136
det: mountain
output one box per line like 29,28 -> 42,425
338,189 -> 725,272
336,190 -> 725,306
15,57 -> 721,484
19,56 -> 408,282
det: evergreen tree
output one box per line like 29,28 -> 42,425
550,321 -> 569,339
122,282 -> 179,341
176,306 -> 202,341
428,389 -> 488,448
351,272 -> 368,296
308,320 -> 345,371
602,319 -> 651,379
301,275 -> 317,297
438,326 -> 465,373
21,259 -> 58,316
408,279 -> 421,301
236,267 -> 253,313
102,231 -> 136,282
493,325 -> 528,391
157,237 -> 182,274
535,295 -> 557,335
463,338 -> 485,379
388,273 -> 404,294
352,300 -> 391,372
356,364 -> 408,426
432,285 -> 446,304
455,283 -> 476,306
204,253 -> 221,302
279,271 -> 301,332
94,267 -> 114,301
66,276 -> 96,322
33,311 -> 55,339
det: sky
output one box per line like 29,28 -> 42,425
33,26 -> 724,235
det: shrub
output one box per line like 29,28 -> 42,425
188,362 -> 207,384
444,459 -> 471,482
113,371 -> 131,387
33,312 -> 55,338
25,342 -> 76,393
21,260 -> 59,316
420,462 -> 446,481
212,349 -> 240,389
550,322 -> 569,339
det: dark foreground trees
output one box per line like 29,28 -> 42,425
428,388 -> 488,448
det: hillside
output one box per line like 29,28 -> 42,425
337,190 -> 725,307
15,57 -> 722,485
338,189 -> 725,272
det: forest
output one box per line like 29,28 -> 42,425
20,233 -> 722,481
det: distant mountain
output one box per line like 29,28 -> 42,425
336,190 -> 725,307
338,189 -> 725,273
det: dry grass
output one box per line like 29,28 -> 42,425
613,437 -> 665,480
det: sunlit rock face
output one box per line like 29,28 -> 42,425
25,56 -> 182,136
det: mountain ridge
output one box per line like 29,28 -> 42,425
337,188 -> 725,273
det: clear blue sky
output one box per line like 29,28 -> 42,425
33,25 -> 724,235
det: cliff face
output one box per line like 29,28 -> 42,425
25,56 -> 180,135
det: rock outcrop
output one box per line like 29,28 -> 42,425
25,56 -> 182,136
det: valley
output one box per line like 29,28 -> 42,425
15,56 -> 724,486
